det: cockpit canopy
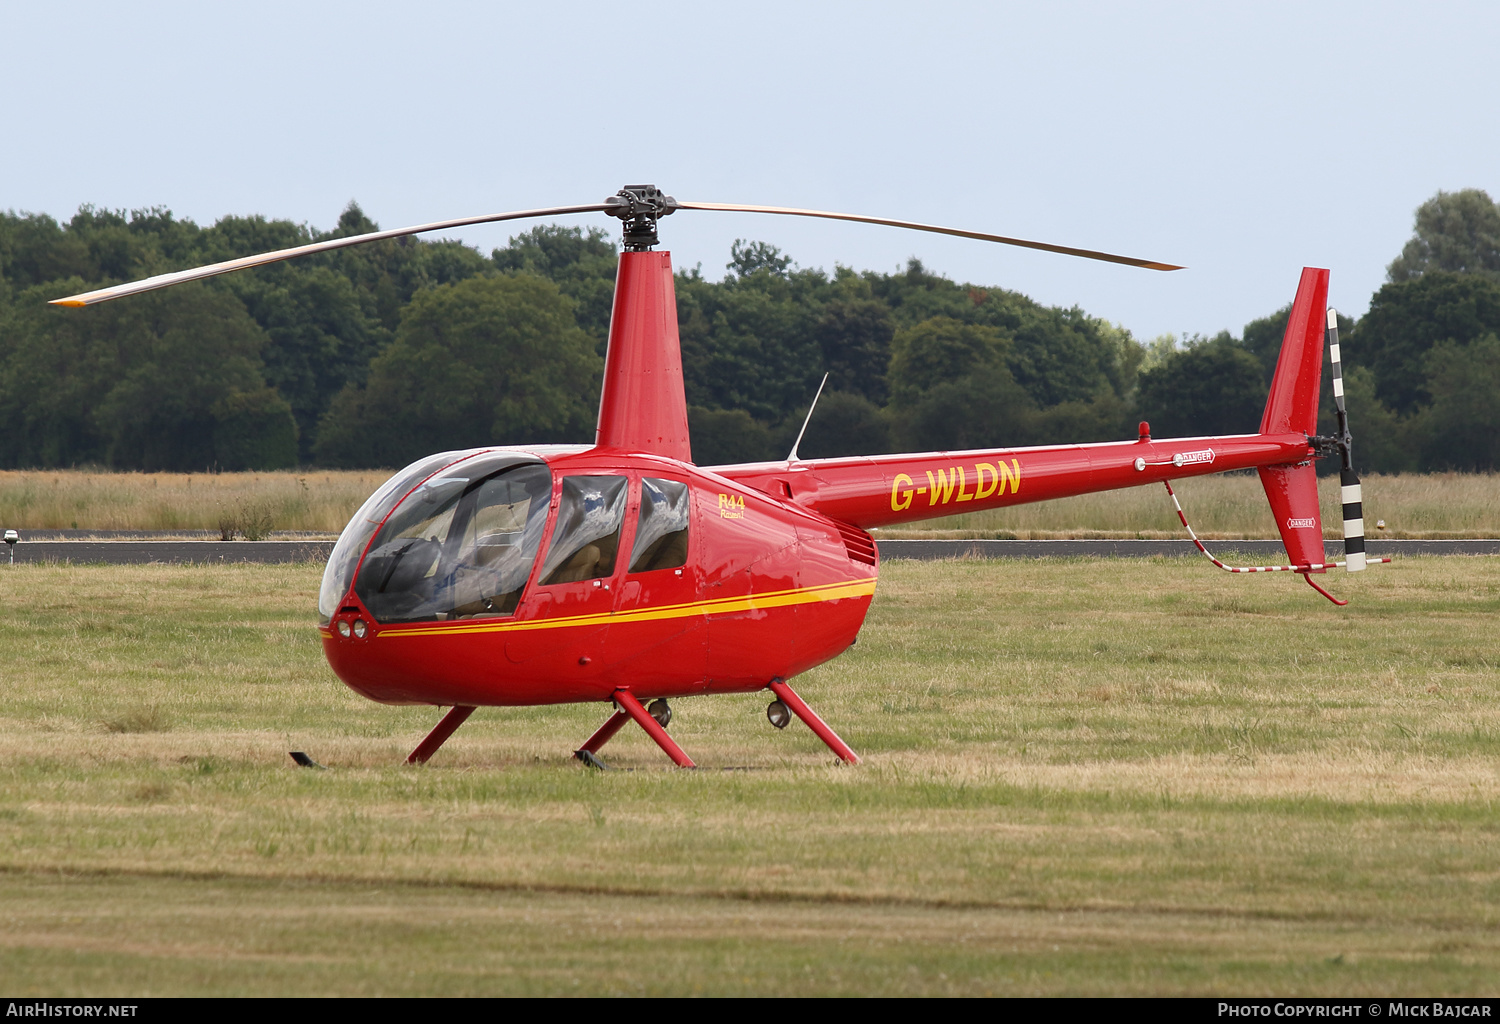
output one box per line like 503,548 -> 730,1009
317,451 -> 550,624
318,449 -> 696,627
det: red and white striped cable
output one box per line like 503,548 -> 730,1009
1162,480 -> 1389,574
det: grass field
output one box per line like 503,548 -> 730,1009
1,555 -> 1497,995
1,468 -> 1496,539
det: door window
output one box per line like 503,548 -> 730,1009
629,477 -> 690,573
539,476 -> 628,585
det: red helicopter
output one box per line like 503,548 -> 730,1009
53,185 -> 1375,769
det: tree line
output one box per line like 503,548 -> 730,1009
1,189 -> 1497,472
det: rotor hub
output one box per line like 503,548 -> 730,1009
603,184 -> 678,251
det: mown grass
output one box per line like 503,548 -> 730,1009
1,468 -> 1496,539
1,557 -> 1498,995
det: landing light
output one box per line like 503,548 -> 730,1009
353,620 -> 368,639
648,699 -> 672,728
767,699 -> 791,730
337,621 -> 351,638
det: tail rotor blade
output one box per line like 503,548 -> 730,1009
675,200 -> 1184,271
1327,307 -> 1367,573
1341,467 -> 1366,573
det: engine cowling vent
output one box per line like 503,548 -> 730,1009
835,522 -> 877,566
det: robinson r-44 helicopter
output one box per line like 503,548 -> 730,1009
52,186 -> 1378,769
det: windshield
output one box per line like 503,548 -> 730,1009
317,450 -> 469,623
354,458 -> 552,623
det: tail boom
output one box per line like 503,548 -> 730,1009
714,431 -> 1315,530
712,266 -> 1367,602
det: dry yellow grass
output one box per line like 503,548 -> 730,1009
0,468 -> 385,533
878,471 -> 1500,539
3,468 -> 1490,539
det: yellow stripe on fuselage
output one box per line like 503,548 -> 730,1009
377,578 -> 878,639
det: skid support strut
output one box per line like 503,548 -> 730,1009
612,689 -> 695,768
406,705 -> 476,765
576,709 -> 631,758
767,679 -> 860,764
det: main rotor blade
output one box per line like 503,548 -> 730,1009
49,203 -> 612,307
676,201 -> 1184,271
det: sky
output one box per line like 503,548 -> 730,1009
3,1 -> 1498,341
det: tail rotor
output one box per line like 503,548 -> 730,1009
1326,308 -> 1366,573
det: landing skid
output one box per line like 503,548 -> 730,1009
572,679 -> 861,768
406,680 -> 862,768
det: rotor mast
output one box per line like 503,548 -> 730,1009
595,186 -> 692,462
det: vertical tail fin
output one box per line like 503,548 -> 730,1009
1258,268 -> 1329,571
1260,268 -> 1329,437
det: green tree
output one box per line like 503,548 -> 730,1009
0,206 -> 201,290
869,259 -> 1140,409
1029,392 -> 1133,445
1004,306 -> 1135,407
868,258 -> 984,326
1136,337 -> 1264,438
212,388 -> 299,471
492,225 -> 617,347
1353,272 -> 1500,414
89,286 -> 273,470
688,406 -> 777,465
1415,334 -> 1500,470
1242,305 -> 1355,386
675,260 -> 824,423
791,391 -> 892,458
1387,189 -> 1500,283
813,297 -> 895,404
223,264 -> 382,460
1339,366 -> 1416,474
203,205 -> 492,457
0,282 -> 276,470
196,212 -> 311,264
728,239 -> 794,277
887,317 -> 1035,450
314,274 -> 600,467
0,278 -> 115,466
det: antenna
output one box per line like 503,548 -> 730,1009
787,373 -> 830,462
